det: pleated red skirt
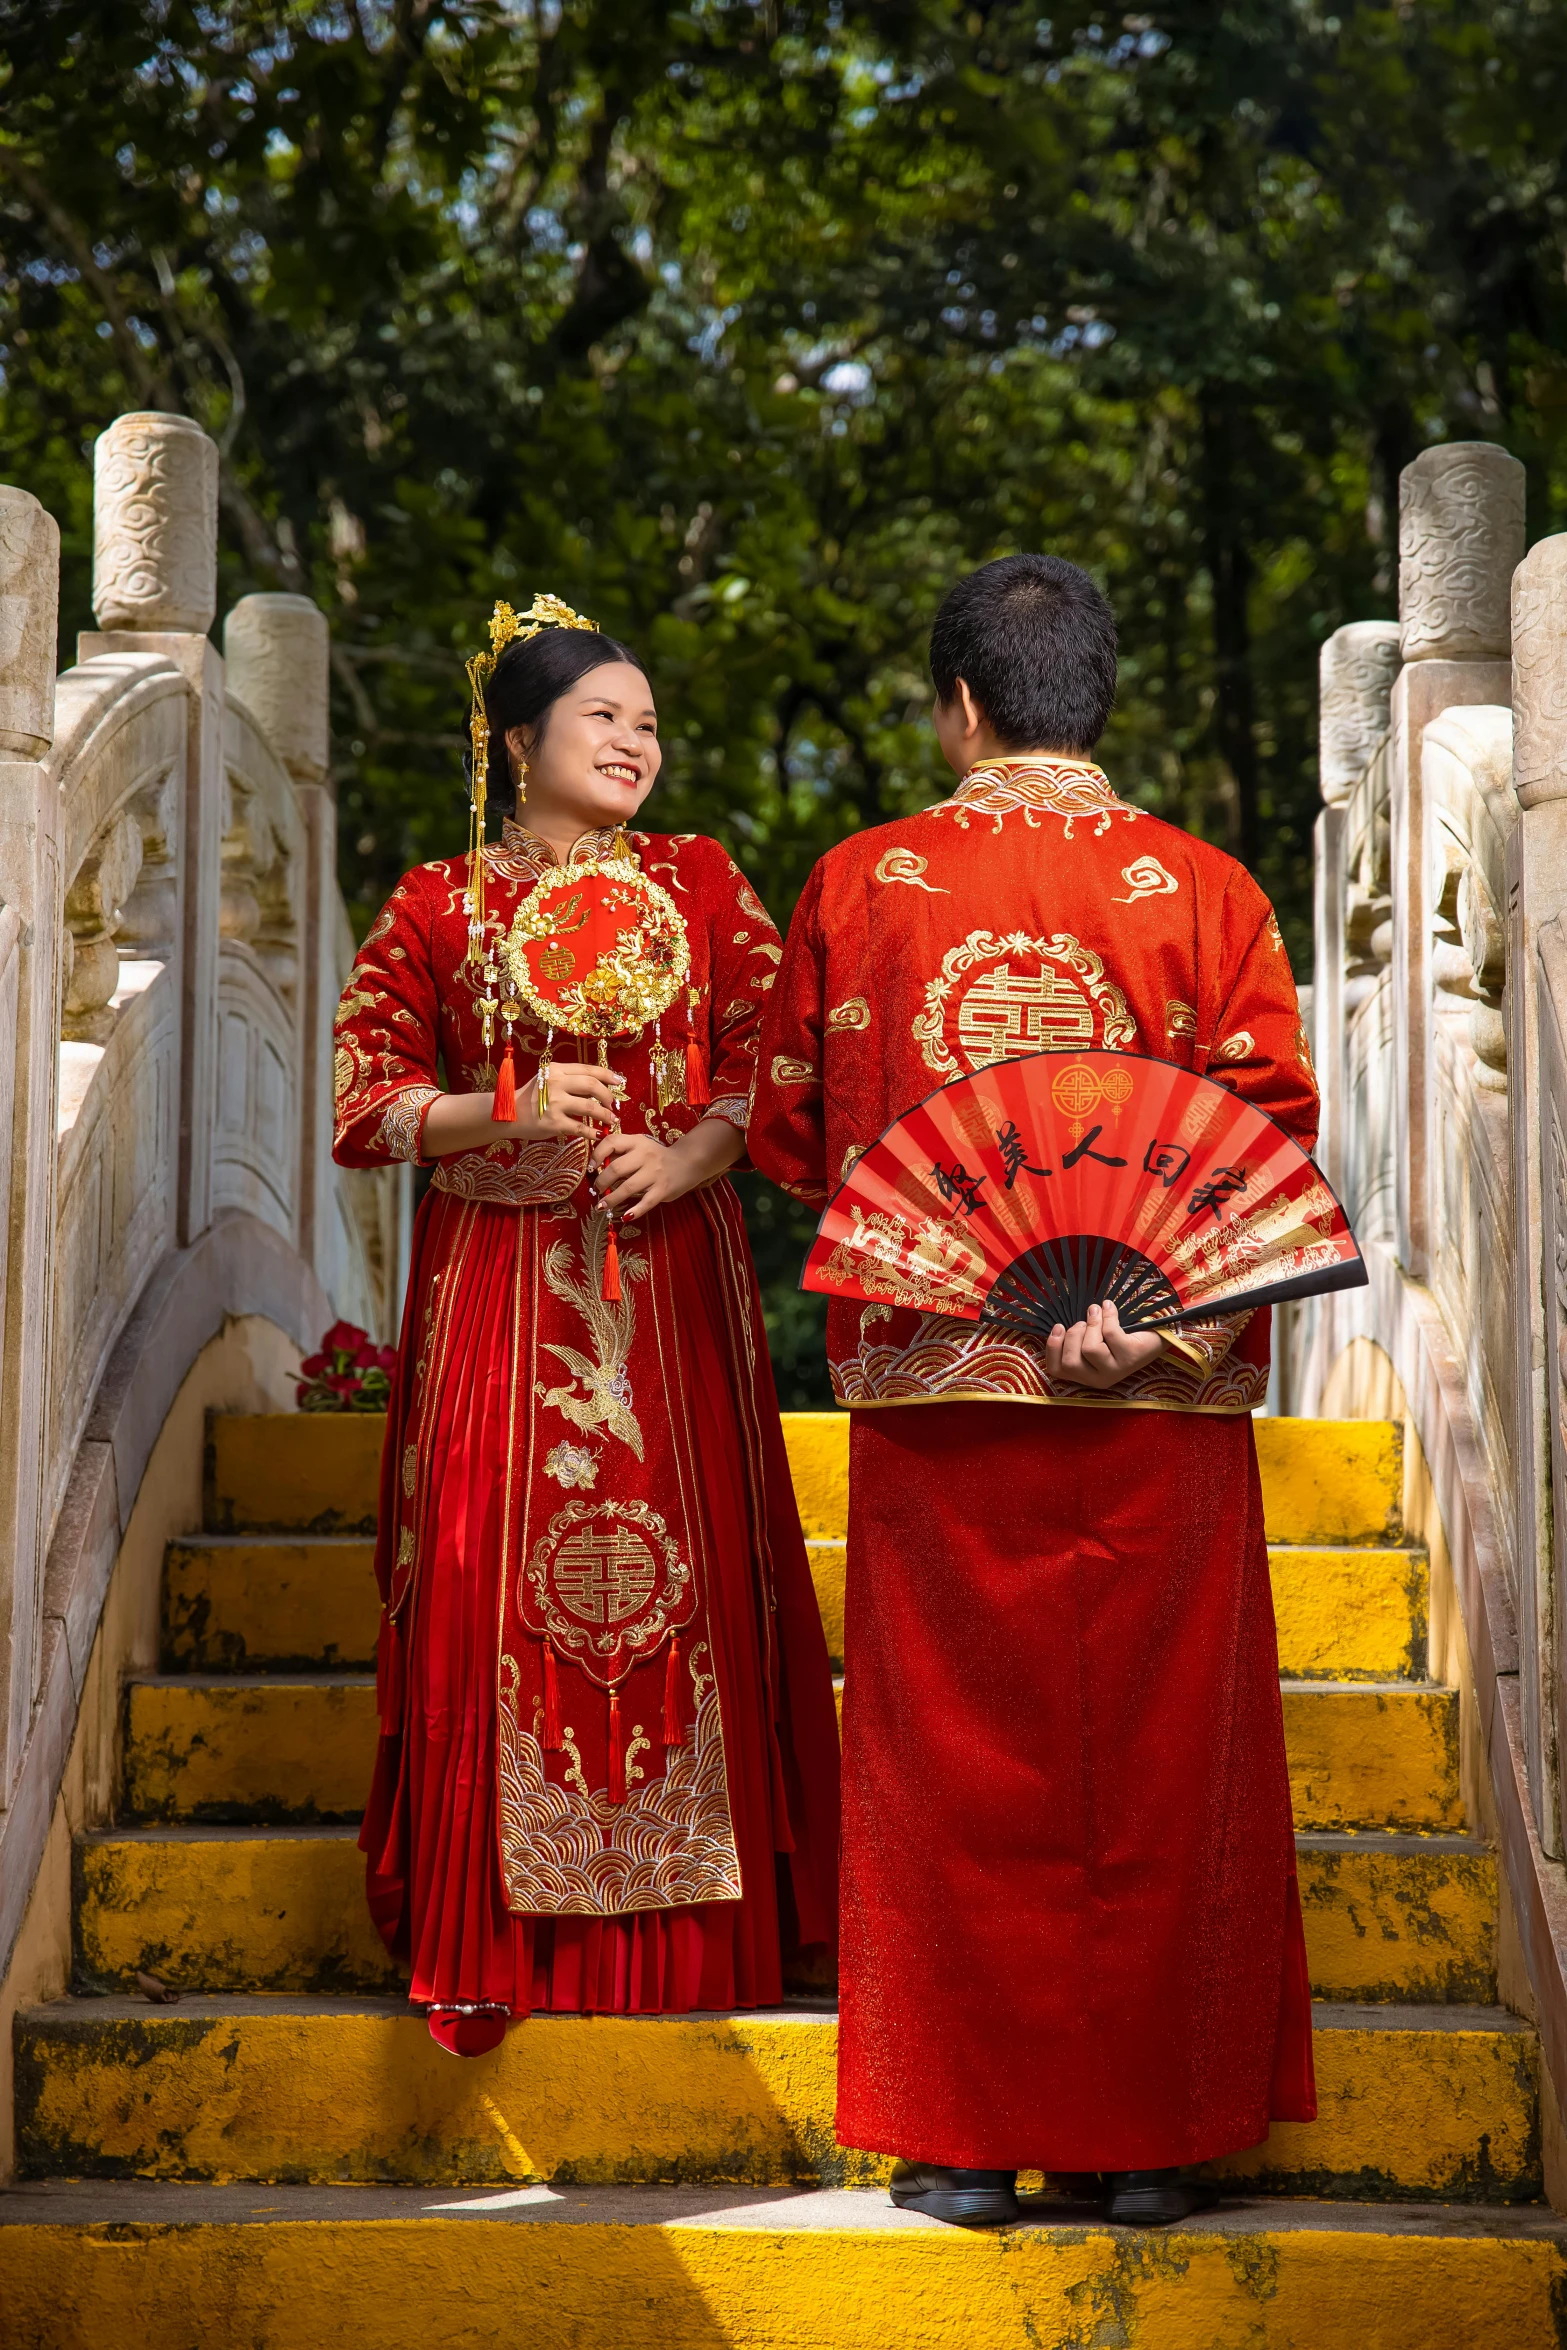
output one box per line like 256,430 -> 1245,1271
836,1400 -> 1316,2170
360,1189 -> 840,2015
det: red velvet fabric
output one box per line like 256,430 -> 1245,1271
360,1186 -> 840,2014
836,1397 -> 1316,2170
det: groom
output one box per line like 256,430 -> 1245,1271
749,553 -> 1319,2227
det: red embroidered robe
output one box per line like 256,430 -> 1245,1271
333,819 -> 839,2014
750,759 -> 1319,2168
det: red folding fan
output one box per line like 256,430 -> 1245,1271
803,1050 -> 1365,1334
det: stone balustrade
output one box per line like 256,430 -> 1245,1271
0,415 -> 410,1973
1285,439 -> 1567,2126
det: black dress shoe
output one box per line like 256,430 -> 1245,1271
1102,2168 -> 1220,2225
889,2160 -> 1021,2227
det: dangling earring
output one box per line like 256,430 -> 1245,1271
514,752 -> 528,810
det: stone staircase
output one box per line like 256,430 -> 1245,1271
3,1411 -> 1565,2346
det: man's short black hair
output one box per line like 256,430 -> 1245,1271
929,554 -> 1118,753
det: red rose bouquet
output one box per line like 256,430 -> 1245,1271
294,1320 -> 398,1413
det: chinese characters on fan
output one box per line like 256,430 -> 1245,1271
928,1129 -> 1253,1225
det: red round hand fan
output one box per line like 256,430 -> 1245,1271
802,1049 -> 1366,1334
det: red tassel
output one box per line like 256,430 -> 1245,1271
663,1635 -> 686,1748
684,1035 -> 709,1108
491,1042 -> 517,1124
541,1642 -> 562,1750
601,1223 -> 622,1302
607,1688 -> 626,1804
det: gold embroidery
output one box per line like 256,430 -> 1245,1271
333,1042 -> 356,1104
489,816 -> 623,883
1166,1000 -> 1197,1044
496,1662 -> 741,1914
706,1093 -> 749,1129
432,1134 -> 589,1206
1215,1031 -> 1256,1062
544,1439 -> 599,1491
624,1723 -> 652,1785
397,1526 -> 416,1566
735,880 -> 768,921
914,930 -> 1136,1076
527,1498 -> 690,1669
834,1309 -> 1264,1416
771,1054 -> 817,1084
722,999 -> 753,1022
828,997 -> 872,1032
537,1217 -> 648,1459
376,1086 -> 441,1161
1114,855 -> 1178,904
841,1141 -> 870,1179
934,757 -> 1136,839
875,847 -> 947,893
402,1444 -> 418,1499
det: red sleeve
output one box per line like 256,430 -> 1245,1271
748,860 -> 830,1206
697,849 -> 784,1133
1204,875 -> 1319,1153
332,875 -> 443,1167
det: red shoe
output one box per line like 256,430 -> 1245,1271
426,2004 -> 508,2058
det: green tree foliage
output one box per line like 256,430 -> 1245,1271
4,1 -> 1565,1394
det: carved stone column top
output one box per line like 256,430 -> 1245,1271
0,486 -> 60,758
1319,621 -> 1401,806
93,411 -> 219,636
1513,533 -> 1567,809
224,593 -> 330,789
1399,441 -> 1526,663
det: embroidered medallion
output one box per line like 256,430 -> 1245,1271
875,847 -> 948,892
913,929 -> 1136,1076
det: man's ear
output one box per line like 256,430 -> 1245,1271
956,679 -> 984,738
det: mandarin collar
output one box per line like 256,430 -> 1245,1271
489,817 -> 630,881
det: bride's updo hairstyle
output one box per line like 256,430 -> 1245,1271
477,625 -> 648,818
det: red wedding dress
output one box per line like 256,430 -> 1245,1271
333,819 -> 840,2017
750,755 -> 1319,2171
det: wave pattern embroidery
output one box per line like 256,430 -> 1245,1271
496,1659 -> 742,1914
836,1310 -> 1267,1416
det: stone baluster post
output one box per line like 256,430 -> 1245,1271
223,594 -> 334,1278
1510,535 -> 1567,1852
1315,622 -> 1401,1196
1391,445 -> 1525,1284
0,485 -> 62,1800
81,413 -> 222,1248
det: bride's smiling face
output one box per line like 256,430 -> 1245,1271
506,661 -> 661,834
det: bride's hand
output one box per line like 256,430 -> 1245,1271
1043,1299 -> 1165,1390
591,1129 -> 685,1220
503,1061 -> 624,1142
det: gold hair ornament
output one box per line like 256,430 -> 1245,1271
463,593 -> 596,983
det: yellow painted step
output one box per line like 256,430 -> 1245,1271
123,1677 -> 375,1823
162,1528 -> 1427,1686
164,1538 -> 379,1672
75,1829 -> 399,1995
74,1828 -> 1496,2005
209,1414 -> 382,1534
123,1674 -> 1462,1833
207,1411 -> 1404,1549
808,1539 -> 1428,1680
1295,1835 -> 1496,2005
1284,1684 -> 1461,1834
784,1413 -> 1404,1548
3,2189 -> 1565,2350
14,1999 -> 1539,2201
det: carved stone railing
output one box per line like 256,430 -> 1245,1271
1285,437 -> 1567,2126
0,413 -> 410,1976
